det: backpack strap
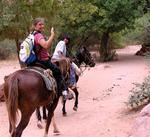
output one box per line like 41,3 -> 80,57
32,31 -> 43,60
31,30 -> 40,36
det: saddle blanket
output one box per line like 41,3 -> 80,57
27,67 -> 57,93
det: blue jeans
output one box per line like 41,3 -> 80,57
69,65 -> 76,86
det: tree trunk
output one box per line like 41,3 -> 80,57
99,31 -> 110,62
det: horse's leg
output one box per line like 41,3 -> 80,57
72,87 -> 79,111
14,108 -> 34,137
44,98 -> 59,137
36,107 -> 42,121
9,119 -> 12,134
43,106 -> 47,120
52,115 -> 60,134
62,99 -> 67,116
36,107 -> 43,129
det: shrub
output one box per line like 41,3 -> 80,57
127,76 -> 150,109
0,40 -> 16,60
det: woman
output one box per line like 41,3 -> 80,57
32,17 -> 68,99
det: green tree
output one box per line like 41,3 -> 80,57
54,0 -> 98,52
94,0 -> 142,61
0,0 -> 57,60
55,0 -> 145,61
133,13 -> 150,44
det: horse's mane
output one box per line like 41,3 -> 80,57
53,58 -> 71,81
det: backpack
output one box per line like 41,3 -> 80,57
19,31 -> 38,65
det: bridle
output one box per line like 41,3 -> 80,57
73,47 -> 95,73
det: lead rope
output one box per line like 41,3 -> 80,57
80,65 -> 91,76
64,58 -> 71,80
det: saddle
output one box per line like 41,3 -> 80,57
26,66 -> 57,92
51,58 -> 71,82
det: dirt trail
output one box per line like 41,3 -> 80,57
0,45 -> 148,137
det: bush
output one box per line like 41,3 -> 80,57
127,75 -> 150,109
0,40 -> 16,60
123,13 -> 150,45
0,48 -> 10,60
109,32 -> 125,49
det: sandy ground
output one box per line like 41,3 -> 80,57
0,45 -> 149,137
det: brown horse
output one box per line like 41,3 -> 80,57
36,58 -> 71,127
3,69 -> 59,137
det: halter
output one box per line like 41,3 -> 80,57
76,48 -> 95,66
73,47 -> 95,74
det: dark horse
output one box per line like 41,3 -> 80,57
62,46 -> 95,115
36,46 -> 95,124
3,68 -> 59,137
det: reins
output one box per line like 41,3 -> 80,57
73,56 -> 91,75
65,58 -> 71,80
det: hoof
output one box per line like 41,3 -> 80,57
53,129 -> 60,135
73,106 -> 78,111
62,112 -> 67,116
37,121 -> 43,129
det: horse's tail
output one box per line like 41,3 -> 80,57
5,75 -> 18,134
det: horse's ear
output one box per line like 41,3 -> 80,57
79,46 -> 84,53
83,46 -> 87,51
76,46 -> 86,54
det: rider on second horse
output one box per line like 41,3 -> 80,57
51,36 -> 81,90
29,18 -> 69,100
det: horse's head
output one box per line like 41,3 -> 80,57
75,47 -> 95,67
